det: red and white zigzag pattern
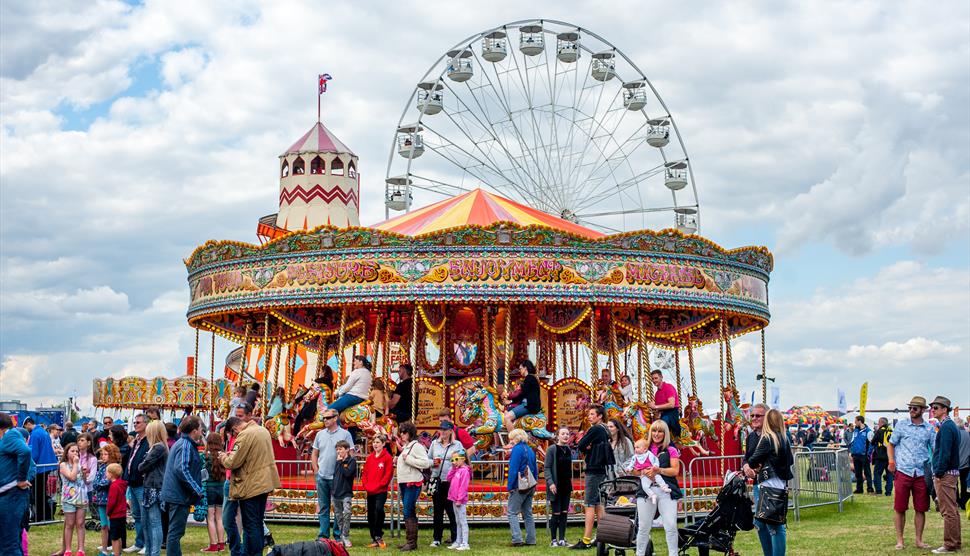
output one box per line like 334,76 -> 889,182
280,184 -> 359,206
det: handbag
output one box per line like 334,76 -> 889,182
517,447 -> 538,492
426,444 -> 453,496
754,460 -> 788,525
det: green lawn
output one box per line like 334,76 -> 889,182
26,494 -> 955,555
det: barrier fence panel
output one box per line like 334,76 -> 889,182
29,468 -> 61,526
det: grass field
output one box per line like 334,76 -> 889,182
25,494 -> 958,555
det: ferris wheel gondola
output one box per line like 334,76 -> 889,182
385,18 -> 700,234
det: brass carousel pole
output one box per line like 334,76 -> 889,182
410,309 -> 419,421
209,330 -> 216,420
382,315 -> 391,392
687,332 -> 697,399
192,327 -> 200,414
440,307 -> 448,386
589,306 -> 598,382
609,315 -> 620,384
285,342 -> 297,401
373,312 -> 383,381
636,322 -> 646,403
674,349 -> 682,409
336,307 -> 348,389
239,322 -> 252,387
315,336 -> 326,379
761,329 -> 768,404
719,316 -> 727,475
504,305 -> 512,389
489,308 -> 498,388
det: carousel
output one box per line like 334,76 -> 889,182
179,19 -> 774,522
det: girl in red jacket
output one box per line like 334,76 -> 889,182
361,435 -> 395,548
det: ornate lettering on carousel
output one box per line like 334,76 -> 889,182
285,261 -> 380,285
625,262 -> 705,289
448,259 -> 563,283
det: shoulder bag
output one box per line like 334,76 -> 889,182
517,446 -> 537,492
754,455 -> 789,525
426,443 -> 453,496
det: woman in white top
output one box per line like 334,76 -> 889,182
328,355 -> 373,414
396,422 -> 432,551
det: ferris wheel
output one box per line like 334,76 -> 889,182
384,18 -> 699,234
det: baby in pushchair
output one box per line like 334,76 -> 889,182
626,439 -> 672,503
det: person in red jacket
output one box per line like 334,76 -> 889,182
361,435 -> 395,548
106,463 -> 128,556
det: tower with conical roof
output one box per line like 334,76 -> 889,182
275,120 -> 359,231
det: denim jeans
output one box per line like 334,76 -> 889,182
143,502 -> 164,556
328,393 -> 364,414
129,485 -> 145,548
315,475 -> 338,538
222,482 -> 242,556
873,459 -> 894,495
0,489 -> 28,556
240,494 -> 269,556
166,502 -> 190,556
507,488 -> 536,544
400,484 -> 421,520
753,485 -> 787,556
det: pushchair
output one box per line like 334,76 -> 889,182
678,471 -> 753,555
594,477 -> 652,556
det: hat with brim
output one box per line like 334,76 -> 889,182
930,396 -> 951,409
908,396 -> 928,408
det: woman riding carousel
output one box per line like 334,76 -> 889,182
503,359 -> 542,429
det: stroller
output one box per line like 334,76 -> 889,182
678,471 -> 754,555
594,477 -> 651,556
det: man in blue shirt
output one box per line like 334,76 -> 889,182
888,396 -> 934,551
846,415 -> 874,494
23,418 -> 58,522
0,412 -> 35,556
310,408 -> 354,540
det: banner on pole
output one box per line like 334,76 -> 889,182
859,382 -> 868,417
837,389 -> 847,415
770,387 -> 780,410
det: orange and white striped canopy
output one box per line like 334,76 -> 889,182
373,188 -> 604,238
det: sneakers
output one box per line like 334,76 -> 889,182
447,543 -> 460,550
551,541 -> 560,548
343,540 -> 353,548
138,549 -> 146,555
558,540 -> 572,547
122,547 -> 142,554
456,546 -> 470,551
569,540 -> 594,550
430,541 -> 441,547
931,548 -> 955,554
201,544 -> 221,553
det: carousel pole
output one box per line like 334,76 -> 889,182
674,349 -> 682,409
636,323 -> 645,403
410,309 -> 419,420
761,329 -> 768,404
504,305 -> 512,387
192,327 -> 200,414
373,312 -> 383,379
481,308 -> 491,385
265,322 -> 281,417
382,318 -> 391,387
285,342 -> 297,401
589,306 -> 598,382
609,315 -> 620,384
239,322 -> 252,387
209,330 -> 216,422
336,307 -> 348,389
719,316 -> 727,475
315,336 -> 326,379
440,307 -> 448,386
687,332 -> 698,399
489,308 -> 498,388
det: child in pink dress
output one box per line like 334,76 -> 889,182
627,439 -> 671,503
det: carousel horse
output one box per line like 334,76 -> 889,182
460,385 -> 503,453
623,402 -> 655,441
593,378 -> 627,422
295,383 -> 391,441
676,395 -> 716,456
461,384 -> 555,451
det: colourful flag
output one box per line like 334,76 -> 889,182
859,382 -> 868,417
837,389 -> 847,414
318,73 -> 333,93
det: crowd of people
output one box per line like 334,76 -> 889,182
0,361 -> 967,556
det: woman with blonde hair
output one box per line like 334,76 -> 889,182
137,420 -> 168,556
743,407 -> 793,556
634,420 -> 683,556
506,428 -> 538,546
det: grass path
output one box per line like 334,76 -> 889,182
25,494 -> 955,555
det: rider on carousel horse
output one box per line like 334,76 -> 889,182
502,359 -> 542,429
328,355 -> 372,414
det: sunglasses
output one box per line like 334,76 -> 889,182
930,405 -> 946,410
324,415 -> 338,420
908,406 -> 923,411
751,414 -> 765,418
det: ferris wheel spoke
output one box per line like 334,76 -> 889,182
572,163 -> 668,214
422,121 -> 528,196
407,175 -> 473,196
572,119 -> 650,195
561,70 -> 621,203
441,82 -> 561,210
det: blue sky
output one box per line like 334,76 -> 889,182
1,0 -> 968,415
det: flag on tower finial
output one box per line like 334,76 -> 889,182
318,73 -> 333,94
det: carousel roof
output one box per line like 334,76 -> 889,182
283,121 -> 355,157
373,188 -> 605,238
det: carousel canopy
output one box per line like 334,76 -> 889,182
373,188 -> 604,239
283,121 -> 355,157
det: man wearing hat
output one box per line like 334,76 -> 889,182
887,396 -> 935,550
929,396 -> 962,554
427,420 -> 463,547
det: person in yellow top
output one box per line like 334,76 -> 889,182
219,405 -> 281,556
